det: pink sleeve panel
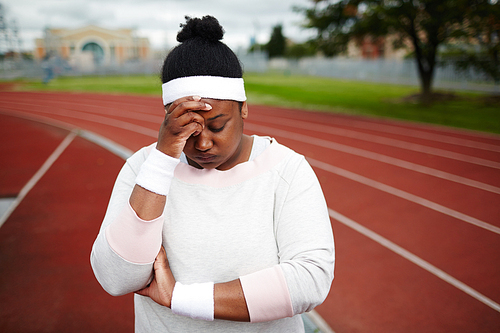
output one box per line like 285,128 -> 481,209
105,201 -> 164,264
239,265 -> 294,323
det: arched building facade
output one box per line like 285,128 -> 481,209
34,25 -> 151,66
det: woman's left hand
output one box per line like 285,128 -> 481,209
136,246 -> 176,308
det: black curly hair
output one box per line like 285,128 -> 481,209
161,16 -> 243,84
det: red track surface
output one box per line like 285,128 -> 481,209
1,91 -> 499,332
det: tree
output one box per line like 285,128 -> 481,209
295,0 -> 495,103
286,41 -> 317,59
267,24 -> 286,58
440,1 -> 500,84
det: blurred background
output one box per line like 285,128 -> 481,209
0,0 -> 498,95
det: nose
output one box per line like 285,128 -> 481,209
194,128 -> 213,152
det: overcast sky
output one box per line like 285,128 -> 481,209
0,0 -> 317,52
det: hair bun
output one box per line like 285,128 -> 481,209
177,16 -> 224,43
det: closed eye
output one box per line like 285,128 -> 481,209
210,125 -> 225,133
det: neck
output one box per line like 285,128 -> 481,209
216,134 -> 253,171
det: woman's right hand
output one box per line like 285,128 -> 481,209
156,95 -> 212,158
136,246 -> 176,308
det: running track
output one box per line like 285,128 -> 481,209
0,91 -> 499,332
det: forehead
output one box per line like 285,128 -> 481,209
199,99 -> 239,120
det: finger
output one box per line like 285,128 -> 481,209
153,246 -> 169,270
167,111 -> 205,140
167,95 -> 201,114
180,120 -> 204,138
136,280 -> 154,297
154,247 -> 175,280
176,110 -> 205,128
173,101 -> 212,117
157,245 -> 167,262
136,287 -> 148,297
168,98 -> 212,116
160,108 -> 205,141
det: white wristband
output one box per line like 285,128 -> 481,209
135,147 -> 180,196
171,281 -> 214,321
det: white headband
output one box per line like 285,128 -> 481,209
162,76 -> 247,105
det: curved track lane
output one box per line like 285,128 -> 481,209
1,91 -> 499,332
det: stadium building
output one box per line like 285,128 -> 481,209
34,25 -> 151,69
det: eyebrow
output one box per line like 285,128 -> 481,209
207,114 -> 227,121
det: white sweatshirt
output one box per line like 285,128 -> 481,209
91,136 -> 335,332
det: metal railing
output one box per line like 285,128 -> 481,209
1,54 -> 498,94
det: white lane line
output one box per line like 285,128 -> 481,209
0,131 -> 76,228
78,130 -> 134,160
0,105 -> 158,138
40,97 -> 500,152
2,95 -> 156,113
0,109 -> 77,133
1,100 -> 163,124
4,96 -> 500,153
329,208 -> 500,313
5,107 -> 500,195
41,107 -> 158,138
304,310 -> 336,333
56,99 -> 498,168
309,157 -> 500,235
245,123 -> 500,194
35,108 -> 497,236
250,115 -> 500,169
318,117 -> 500,153
14,104 -> 500,192
18,95 -> 499,151
5,107 -> 500,196
4,104 -> 497,321
24,102 -> 500,167
8,100 -> 499,168
0,109 -> 136,161
0,198 -> 16,219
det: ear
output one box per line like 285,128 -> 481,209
240,101 -> 248,120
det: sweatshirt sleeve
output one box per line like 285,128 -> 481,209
90,146 -> 163,296
274,155 -> 335,315
240,154 -> 334,322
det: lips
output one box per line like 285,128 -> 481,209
194,154 -> 217,164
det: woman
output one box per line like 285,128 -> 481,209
91,15 -> 334,332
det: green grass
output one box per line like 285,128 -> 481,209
15,75 -> 162,96
244,73 -> 500,135
8,73 -> 500,134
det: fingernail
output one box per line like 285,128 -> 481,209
205,103 -> 212,110
193,95 -> 201,101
